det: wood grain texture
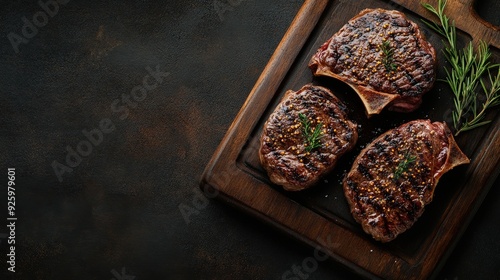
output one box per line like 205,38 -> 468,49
201,0 -> 500,279
395,0 -> 500,49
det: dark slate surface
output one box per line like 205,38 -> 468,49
0,0 -> 498,279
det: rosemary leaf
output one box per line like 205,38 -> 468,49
422,0 -> 500,135
456,68 -> 500,134
298,113 -> 323,152
393,152 -> 417,181
381,40 -> 397,72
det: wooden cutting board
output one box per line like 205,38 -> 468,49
200,0 -> 500,279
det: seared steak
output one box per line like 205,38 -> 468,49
343,120 -> 469,242
309,9 -> 436,116
260,84 -> 358,191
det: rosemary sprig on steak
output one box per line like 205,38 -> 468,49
381,40 -> 397,72
298,113 -> 323,152
260,85 -> 358,191
422,0 -> 500,136
309,8 -> 437,115
393,151 -> 417,180
343,120 -> 469,242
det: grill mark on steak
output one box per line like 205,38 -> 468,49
259,84 -> 358,191
343,120 -> 469,242
309,9 -> 436,116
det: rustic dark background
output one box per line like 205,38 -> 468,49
1,0 -> 499,279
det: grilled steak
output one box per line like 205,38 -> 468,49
260,84 -> 358,191
343,120 -> 469,242
309,9 -> 436,116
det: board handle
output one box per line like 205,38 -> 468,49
396,0 -> 499,49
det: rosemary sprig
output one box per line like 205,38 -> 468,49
422,0 -> 500,136
298,113 -> 323,152
453,45 -> 500,134
381,40 -> 397,72
393,151 -> 417,181
460,69 -> 500,133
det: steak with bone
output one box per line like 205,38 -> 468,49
309,9 -> 437,116
260,84 -> 358,191
343,120 -> 469,242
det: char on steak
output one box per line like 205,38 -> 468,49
343,120 -> 469,242
260,84 -> 358,191
309,9 -> 437,116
